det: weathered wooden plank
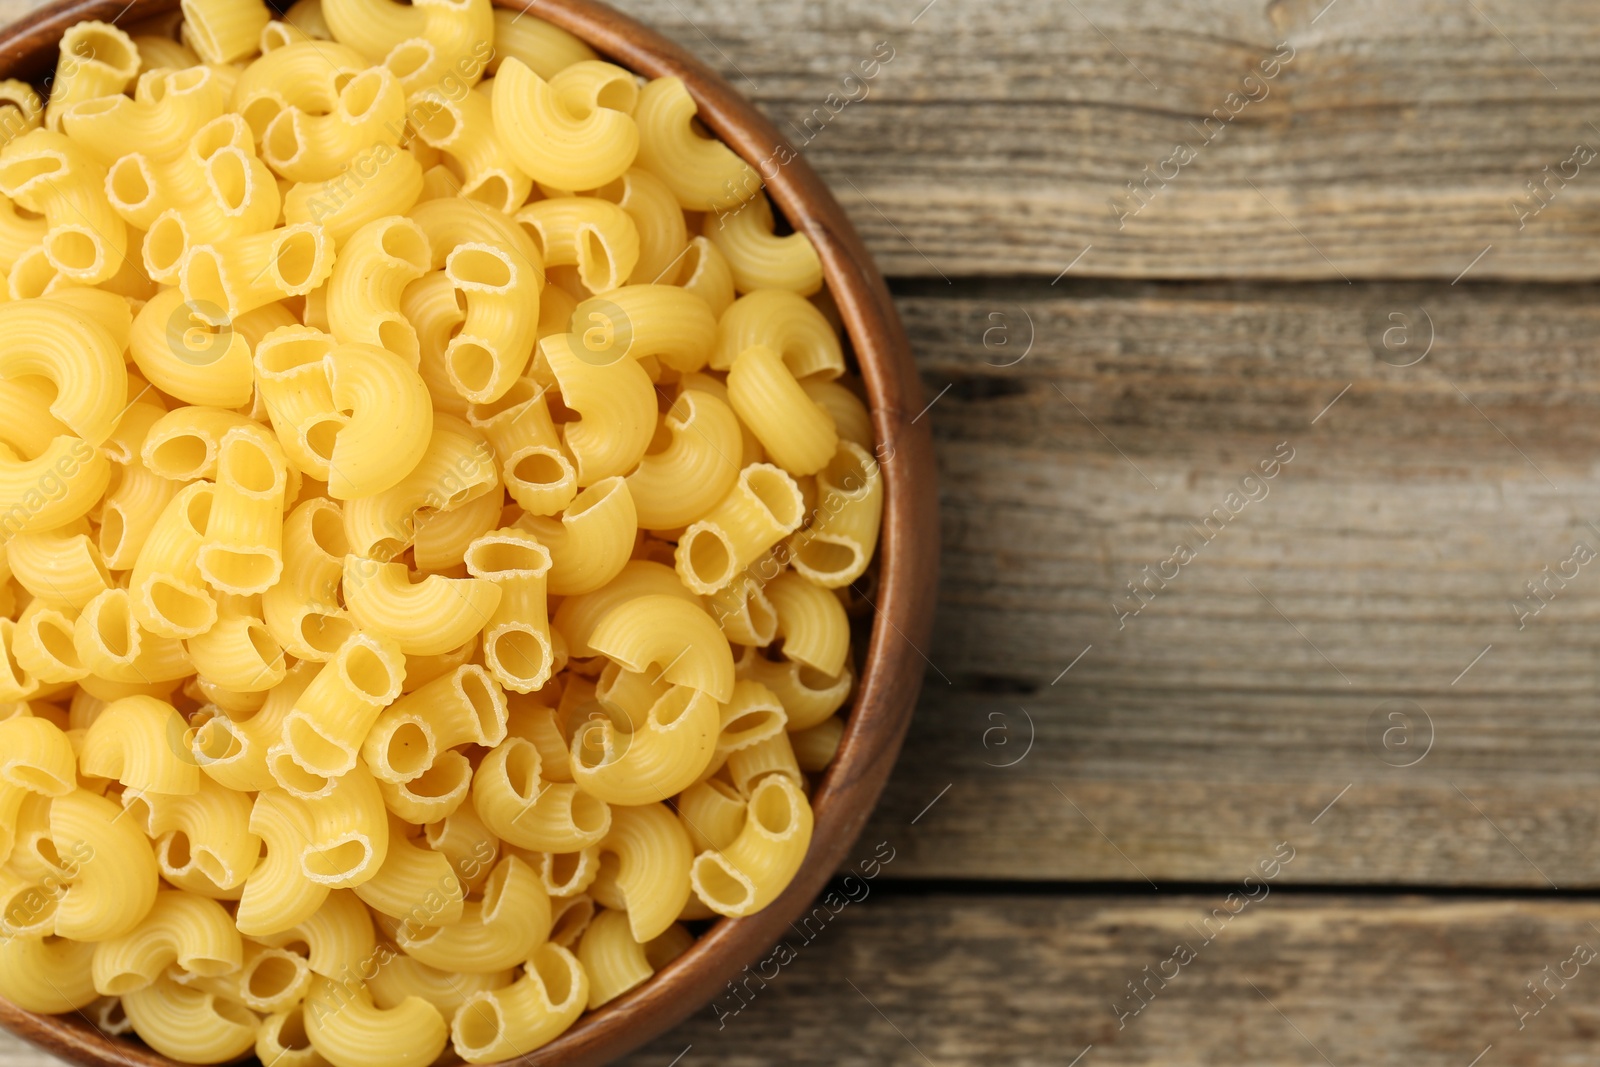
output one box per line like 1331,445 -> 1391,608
5,893 -> 1593,1067
859,281 -> 1600,884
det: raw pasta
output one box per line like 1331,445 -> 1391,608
0,0 -> 885,1063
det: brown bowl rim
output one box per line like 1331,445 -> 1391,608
0,1 -> 939,1064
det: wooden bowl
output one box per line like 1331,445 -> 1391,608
0,0 -> 938,1064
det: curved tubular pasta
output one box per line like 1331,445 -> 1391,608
43,22 -> 140,131
340,414 -> 497,559
237,943 -> 313,1013
705,191 -> 823,295
786,440 -> 883,589
390,854 -> 549,973
92,890 -> 242,995
451,943 -> 587,1063
133,33 -> 200,70
442,241 -> 541,405
131,134 -> 283,285
675,464 -> 804,595
504,694 -> 572,784
790,714 -> 843,771
279,631 -> 405,778
0,190 -> 47,272
50,788 -> 160,940
633,76 -> 758,213
400,630 -> 479,693
80,695 -> 200,796
572,686 -> 718,807
253,890 -> 375,980
6,526 -> 110,609
412,481 -> 501,569
364,663 -> 506,783
282,142 -> 425,248
518,196 -> 639,294
676,777 -> 746,853
723,729 -> 802,796
343,556 -> 500,656
488,8 -> 595,78
73,587 -> 196,684
365,960 -> 510,1020
677,238 -> 735,326
463,528 -> 554,694
408,194 -> 544,270
413,84 -> 530,214
706,678 -> 787,770
736,644 -> 851,733
466,377 -> 575,517
514,476 -> 636,597
129,480 -> 217,640
0,130 -> 126,283
588,594 -> 735,702
263,499 -> 357,663
138,775 -> 261,891
627,389 -> 741,530
0,79 -> 43,151
140,407 -> 253,481
182,223 -> 336,324
129,289 -> 256,408
303,975 -> 448,1067
0,935 -> 98,1012
251,326 -> 343,480
262,66 -> 406,184
297,762 -> 389,888
589,168 -> 685,286
326,214 -> 431,366
547,892 -> 594,948
402,270 -> 469,415
802,378 -> 872,450
704,567 -> 778,647
199,422 -> 289,595
492,58 -> 639,191
575,908 -> 651,1009
335,343 -> 437,499
569,284 -> 717,373
690,773 -> 813,918
63,66 -> 228,168
765,570 -> 850,677
230,40 -> 367,137
727,344 -> 838,476
0,299 -> 126,445
187,599 -> 287,692
535,844 -> 599,897
12,601 -> 90,686
353,816 -> 464,925
0,433 -> 110,537
181,0 -> 273,63
588,801 -> 692,942
712,288 -> 844,380
549,559 -> 700,660
472,736 -> 610,852
237,789 -> 329,937
540,332 -> 654,484
122,976 -> 260,1064
0,714 -> 76,795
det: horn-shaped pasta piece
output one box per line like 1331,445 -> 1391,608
363,664 -> 506,784
302,974 -> 449,1067
736,643 -> 852,733
587,593 -> 735,703
472,736 -> 610,852
513,476 -> 637,598
413,83 -> 530,214
343,555 -> 500,656
80,695 -> 200,796
43,21 -> 139,129
451,943 -> 588,1062
588,801 -> 692,941
263,498 -> 358,663
182,223 -> 336,325
467,376 -> 577,517
690,774 -> 814,918
282,142 -> 425,247
62,65 -> 228,167
278,631 -> 405,779
198,423 -> 289,595
517,196 -> 639,294
181,0 -> 273,63
340,413 -> 497,558
137,775 -> 261,892
576,908 -> 691,1009
128,481 -> 217,639
388,853 -> 549,973
300,762 -> 390,888
0,711 -> 77,795
571,686 -> 719,807
50,788 -> 161,941
128,289 -> 257,408
627,389 -> 742,530
443,241 -> 541,405
674,464 -> 804,596
492,58 -> 638,191
712,288 -> 845,379
121,975 -> 260,1065
726,343 -> 839,477
352,815 -> 464,926
541,331 -> 655,484
73,587 -> 196,684
326,214 -> 431,365
0,298 -> 126,445
549,560 -> 702,660
704,191 -> 824,296
262,66 -> 407,183
237,788 -> 329,937
0,129 -> 126,283
569,284 -> 717,373
765,570 -> 850,677
785,440 -> 884,589
0,933 -> 98,1012
463,528 -> 554,693
92,889 -> 243,995
633,75 -> 757,213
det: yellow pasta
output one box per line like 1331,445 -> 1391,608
0,8 -> 887,1059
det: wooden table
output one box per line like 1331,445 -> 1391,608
8,0 -> 1600,1064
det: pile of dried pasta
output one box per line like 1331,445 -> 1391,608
0,0 -> 884,1062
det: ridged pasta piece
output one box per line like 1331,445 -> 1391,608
786,440 -> 884,589
93,889 -> 243,995
376,749 -> 473,823
6,525 -> 110,609
282,142 -> 425,247
413,83 -> 530,214
0,934 -> 99,1012
181,223 -> 336,324
576,907 -> 682,1009
572,686 -> 718,808
675,463 -> 805,595
518,196 -> 639,294
50,788 -> 161,941
73,587 -> 196,684
128,289 -> 257,408
277,631 -> 405,778
62,65 -> 228,169
0,714 -> 76,795
0,129 -> 127,283
182,0 -> 273,63
568,283 -> 717,373
726,343 -> 839,476
326,214 -> 431,365
340,413 -> 497,558
712,288 -> 845,379
254,890 -> 375,979
487,8 -> 596,78
136,775 -> 261,893
765,570 -> 850,677
43,22 -> 140,131
472,736 -> 610,852
388,854 -> 549,973
462,528 -> 553,693
79,695 -> 200,796
440,240 -> 542,404
128,480 -> 217,639
704,191 -> 823,295
736,643 -> 853,734
237,788 -> 329,937
587,594 -> 735,702
587,801 -> 692,942
363,664 -> 506,784
633,76 -> 758,213
367,956 -> 513,1016
261,66 -> 406,184
549,560 -> 701,660
467,376 -> 575,517
343,555 -> 500,656
352,814 -> 464,925
627,389 -> 742,530
492,58 -> 639,191
0,298 -> 126,445
451,943 -> 588,1062
122,976 -> 260,1064
198,422 -> 289,595
303,974 -> 448,1067
690,773 -> 814,917
322,0 -> 494,95
263,498 -> 357,663
514,476 -> 637,597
